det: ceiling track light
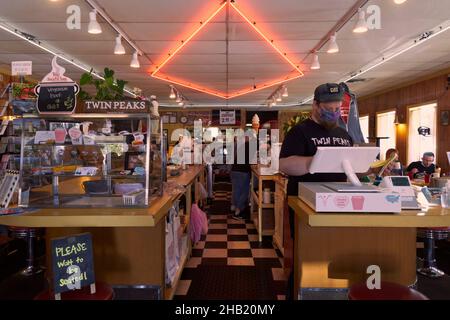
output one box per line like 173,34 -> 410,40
85,0 -> 148,68
353,8 -> 368,33
310,53 -> 320,70
327,33 -> 339,53
266,84 -> 287,107
394,0 -> 407,4
130,51 -> 140,68
114,35 -> 126,55
276,93 -> 282,102
299,20 -> 450,106
0,22 -> 138,97
88,9 -> 102,34
282,85 -> 288,97
169,85 -> 176,99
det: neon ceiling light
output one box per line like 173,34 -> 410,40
151,0 -> 304,99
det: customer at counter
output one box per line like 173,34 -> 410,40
407,152 -> 436,178
279,82 -> 353,299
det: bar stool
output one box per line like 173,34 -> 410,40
8,226 -> 45,276
34,282 -> 114,300
348,281 -> 428,300
417,227 -> 450,278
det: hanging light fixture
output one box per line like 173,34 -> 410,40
178,99 -> 185,107
327,33 -> 339,53
175,92 -> 182,103
130,51 -> 140,68
169,86 -> 176,99
310,54 -> 320,70
272,97 -> 277,106
114,35 -> 126,54
282,85 -> 288,97
88,9 -> 102,34
394,0 -> 407,4
353,8 -> 368,33
276,92 -> 282,102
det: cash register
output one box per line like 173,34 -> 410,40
298,147 -> 402,213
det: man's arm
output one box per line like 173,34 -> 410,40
279,156 -> 313,176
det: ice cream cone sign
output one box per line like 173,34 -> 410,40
252,114 -> 260,133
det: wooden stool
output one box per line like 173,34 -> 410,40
34,282 -> 114,300
348,281 -> 428,300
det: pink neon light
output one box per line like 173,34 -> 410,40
151,0 -> 304,99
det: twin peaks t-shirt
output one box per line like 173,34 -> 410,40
280,118 -> 353,195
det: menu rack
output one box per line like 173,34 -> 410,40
0,170 -> 19,208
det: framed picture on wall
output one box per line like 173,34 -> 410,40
440,110 -> 449,126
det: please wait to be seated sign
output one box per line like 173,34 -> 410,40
51,233 -> 95,299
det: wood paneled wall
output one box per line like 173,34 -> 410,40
358,72 -> 450,174
0,72 -> 11,105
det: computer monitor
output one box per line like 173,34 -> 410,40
309,146 -> 380,186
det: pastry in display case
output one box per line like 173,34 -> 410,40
16,113 -> 165,208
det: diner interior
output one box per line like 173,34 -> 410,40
0,0 -> 449,301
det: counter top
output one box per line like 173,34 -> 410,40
288,196 -> 450,228
0,165 -> 204,228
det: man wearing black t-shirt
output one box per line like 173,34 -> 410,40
406,152 -> 436,178
279,82 -> 353,299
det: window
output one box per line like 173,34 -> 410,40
376,111 -> 396,160
408,103 -> 437,164
359,115 -> 369,143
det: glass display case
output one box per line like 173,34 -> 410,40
16,113 -> 165,208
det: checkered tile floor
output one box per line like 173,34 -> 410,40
174,181 -> 287,300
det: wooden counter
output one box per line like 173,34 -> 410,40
0,165 -> 205,299
288,196 -> 450,300
0,165 -> 204,228
289,197 -> 450,228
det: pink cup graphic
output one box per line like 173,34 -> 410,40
351,196 -> 365,210
54,128 -> 67,144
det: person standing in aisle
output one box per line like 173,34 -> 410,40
279,83 -> 353,299
230,134 -> 255,220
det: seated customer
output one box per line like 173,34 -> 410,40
406,152 -> 436,178
383,148 -> 404,176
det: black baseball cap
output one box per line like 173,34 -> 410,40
314,83 -> 344,103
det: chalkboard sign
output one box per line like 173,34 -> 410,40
35,83 -> 79,115
51,233 -> 95,296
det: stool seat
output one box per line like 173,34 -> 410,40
348,282 -> 428,300
34,282 -> 114,300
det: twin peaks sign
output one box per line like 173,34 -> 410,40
82,100 -> 150,113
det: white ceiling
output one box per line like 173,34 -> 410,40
0,0 -> 449,107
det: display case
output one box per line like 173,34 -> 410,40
16,113 -> 165,208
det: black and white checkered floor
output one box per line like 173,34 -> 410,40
174,181 -> 287,300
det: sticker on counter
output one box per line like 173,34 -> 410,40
385,194 -> 401,203
334,196 -> 349,208
318,195 -> 331,207
351,196 -> 365,210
